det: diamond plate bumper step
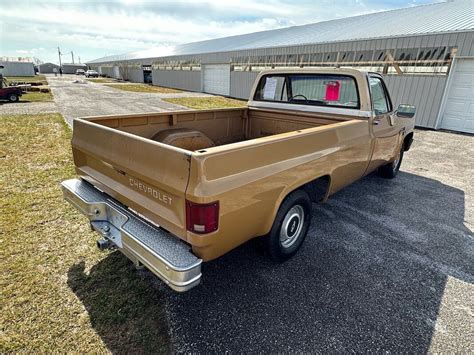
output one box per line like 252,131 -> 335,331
61,179 -> 202,292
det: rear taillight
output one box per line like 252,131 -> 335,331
186,200 -> 219,234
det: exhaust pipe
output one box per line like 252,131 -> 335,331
97,238 -> 112,251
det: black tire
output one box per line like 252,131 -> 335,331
7,93 -> 19,103
378,144 -> 404,179
266,189 -> 312,262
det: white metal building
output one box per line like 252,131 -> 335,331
0,60 -> 35,77
62,63 -> 88,74
88,0 -> 474,133
38,62 -> 60,74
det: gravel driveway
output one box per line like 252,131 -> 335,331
46,75 -> 210,126
0,101 -> 57,115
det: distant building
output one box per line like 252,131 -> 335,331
87,0 -> 474,133
0,57 -> 35,77
38,63 -> 60,74
62,63 -> 87,74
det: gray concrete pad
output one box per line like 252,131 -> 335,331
46,75 -> 211,126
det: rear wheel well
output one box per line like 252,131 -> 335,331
263,175 -> 331,237
300,175 -> 331,203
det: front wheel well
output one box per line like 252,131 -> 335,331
404,132 -> 414,151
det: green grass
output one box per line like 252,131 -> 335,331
0,114 -> 170,353
163,96 -> 247,109
6,75 -> 47,82
6,75 -> 47,85
104,83 -> 181,93
21,91 -> 54,102
86,78 -> 118,83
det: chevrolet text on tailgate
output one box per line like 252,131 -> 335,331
62,68 -> 416,292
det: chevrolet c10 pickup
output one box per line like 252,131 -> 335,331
61,68 -> 416,292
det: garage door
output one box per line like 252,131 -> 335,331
113,66 -> 121,80
202,64 -> 230,96
439,58 -> 474,133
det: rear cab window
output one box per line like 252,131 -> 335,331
254,74 -> 360,109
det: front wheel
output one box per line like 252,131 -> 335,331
266,190 -> 312,262
378,144 -> 404,179
8,93 -> 19,103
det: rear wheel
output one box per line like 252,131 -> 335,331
7,93 -> 19,103
266,190 -> 312,262
378,144 -> 404,179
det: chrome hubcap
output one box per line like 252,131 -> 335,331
279,205 -> 305,249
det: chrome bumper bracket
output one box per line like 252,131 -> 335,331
61,178 -> 202,292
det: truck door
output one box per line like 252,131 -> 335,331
366,74 -> 402,172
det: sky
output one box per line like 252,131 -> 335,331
0,0 -> 441,64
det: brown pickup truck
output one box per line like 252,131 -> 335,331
62,68 -> 415,291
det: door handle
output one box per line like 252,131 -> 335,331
373,119 -> 380,125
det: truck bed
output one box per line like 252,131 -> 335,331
81,107 -> 357,150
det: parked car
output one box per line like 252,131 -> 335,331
61,68 -> 416,292
85,70 -> 99,78
76,69 -> 85,75
0,77 -> 24,102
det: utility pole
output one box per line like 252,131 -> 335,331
71,51 -> 74,64
57,47 -> 62,67
78,56 -> 81,64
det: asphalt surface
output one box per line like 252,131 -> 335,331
46,77 -> 473,352
46,75 -> 210,126
156,129 -> 472,353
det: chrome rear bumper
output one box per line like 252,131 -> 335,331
61,179 -> 202,292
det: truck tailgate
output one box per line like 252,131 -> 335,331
71,118 -> 191,239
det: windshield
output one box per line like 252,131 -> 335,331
254,74 -> 360,109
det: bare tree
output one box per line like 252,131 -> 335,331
118,64 -> 130,81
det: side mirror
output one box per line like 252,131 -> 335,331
396,104 -> 416,118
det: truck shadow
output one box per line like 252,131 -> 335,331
67,253 -> 170,353
67,171 -> 473,352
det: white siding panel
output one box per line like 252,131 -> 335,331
230,71 -> 259,99
152,70 -> 201,92
128,68 -> 144,83
385,75 -> 448,128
